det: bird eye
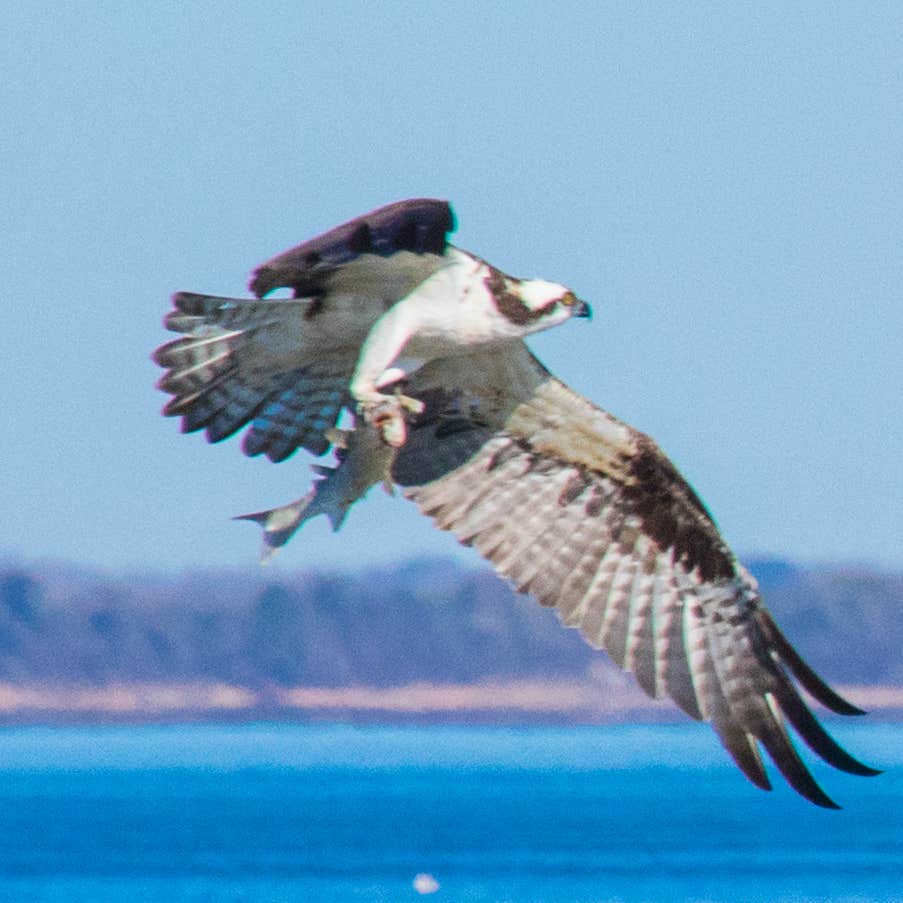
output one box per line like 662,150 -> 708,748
560,291 -> 576,306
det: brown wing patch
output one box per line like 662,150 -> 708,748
623,437 -> 734,583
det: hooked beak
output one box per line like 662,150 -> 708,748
574,299 -> 592,319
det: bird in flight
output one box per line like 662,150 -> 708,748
154,198 -> 877,807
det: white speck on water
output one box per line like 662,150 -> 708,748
413,872 -> 440,895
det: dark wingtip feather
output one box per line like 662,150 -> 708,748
759,731 -> 841,809
717,726 -> 772,792
773,678 -> 881,776
756,609 -> 865,715
756,695 -> 845,809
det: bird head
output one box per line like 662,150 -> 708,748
505,278 -> 592,335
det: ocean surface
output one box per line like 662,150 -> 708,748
0,722 -> 899,902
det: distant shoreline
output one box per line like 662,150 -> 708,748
0,680 -> 899,726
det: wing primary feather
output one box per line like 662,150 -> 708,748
715,723 -> 772,792
769,672 -> 881,776
697,594 -> 773,790
755,609 -> 865,715
759,692 -> 840,809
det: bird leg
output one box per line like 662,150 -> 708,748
349,301 -> 428,447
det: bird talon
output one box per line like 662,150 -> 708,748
396,393 -> 425,415
358,396 -> 415,448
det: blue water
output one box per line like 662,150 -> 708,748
0,723 -> 899,902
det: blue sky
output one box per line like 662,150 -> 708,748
2,2 -> 901,572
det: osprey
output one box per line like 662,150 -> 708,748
154,199 -> 877,807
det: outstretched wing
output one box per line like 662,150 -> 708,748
394,343 -> 878,807
154,199 -> 456,460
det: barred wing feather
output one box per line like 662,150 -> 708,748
154,292 -> 354,459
